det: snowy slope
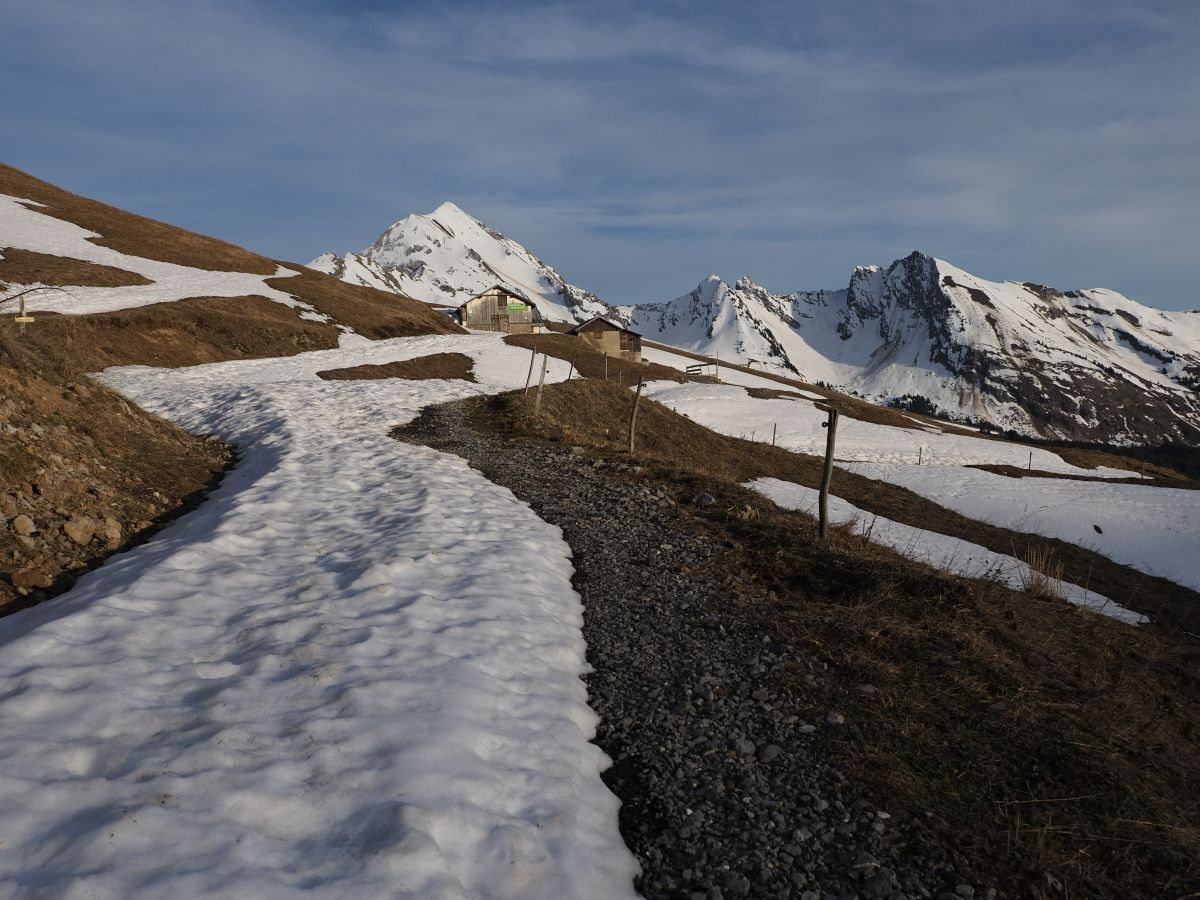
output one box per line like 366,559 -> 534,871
749,477 -> 1145,625
632,254 -> 1200,445
310,203 -> 618,325
0,334 -> 639,899
0,193 -> 304,315
647,380 -> 1199,599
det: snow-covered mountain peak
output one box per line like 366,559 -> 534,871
632,253 -> 1200,445
310,203 -> 620,324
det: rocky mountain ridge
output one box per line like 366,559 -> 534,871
633,252 -> 1200,444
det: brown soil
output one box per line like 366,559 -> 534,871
0,249 -> 151,290
274,266 -> 462,340
469,379 -> 1200,898
0,162 -> 277,275
503,332 -> 686,385
317,353 -> 476,382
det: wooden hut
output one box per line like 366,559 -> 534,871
568,317 -> 642,362
456,285 -> 543,334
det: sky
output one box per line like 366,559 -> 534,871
3,0 -> 1199,309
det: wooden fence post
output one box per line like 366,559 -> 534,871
604,353 -> 608,380
533,356 -> 549,417
918,446 -> 922,466
568,348 -> 579,381
772,422 -> 777,447
524,345 -> 538,394
818,405 -> 839,540
628,380 -> 644,454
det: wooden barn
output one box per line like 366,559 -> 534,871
569,317 -> 642,362
456,285 -> 544,334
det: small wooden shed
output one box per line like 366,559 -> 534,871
457,285 -> 543,334
569,316 -> 642,362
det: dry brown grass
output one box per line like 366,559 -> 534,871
1053,446 -> 1195,485
0,162 -> 277,275
0,249 -> 151,290
504,332 -> 686,385
459,378 -> 1200,897
971,463 -> 1194,490
277,266 -> 463,340
1,296 -> 341,376
317,353 -> 476,383
493,378 -> 1200,634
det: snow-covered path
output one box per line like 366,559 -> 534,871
0,334 -> 639,899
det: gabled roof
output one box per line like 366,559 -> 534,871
466,283 -> 533,304
568,315 -> 641,337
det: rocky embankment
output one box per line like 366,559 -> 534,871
1,370 -> 231,613
395,401 -> 988,900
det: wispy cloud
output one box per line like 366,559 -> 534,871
3,0 -> 1198,306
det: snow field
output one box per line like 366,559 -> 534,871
0,193 -> 306,316
643,381 -> 1131,474
645,380 -> 1198,596
749,478 -> 1146,625
844,463 -> 1200,591
639,345 -> 823,396
0,334 -> 638,899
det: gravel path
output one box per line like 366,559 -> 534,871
396,400 -> 983,900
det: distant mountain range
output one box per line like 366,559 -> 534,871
312,207 -> 1200,445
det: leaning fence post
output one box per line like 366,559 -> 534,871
533,356 -> 549,417
568,348 -> 579,381
628,380 -> 644,454
524,344 -> 538,394
772,422 -> 777,447
818,404 -> 839,539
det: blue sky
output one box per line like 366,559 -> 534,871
3,0 -> 1198,308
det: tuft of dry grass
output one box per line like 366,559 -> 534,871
1014,541 -> 1067,601
0,249 -> 152,290
317,353 -> 475,383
